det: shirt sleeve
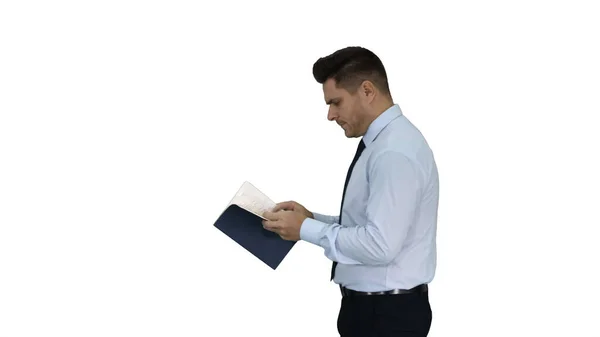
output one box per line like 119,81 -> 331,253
311,212 -> 339,225
299,151 -> 421,265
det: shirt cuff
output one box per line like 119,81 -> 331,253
299,217 -> 327,246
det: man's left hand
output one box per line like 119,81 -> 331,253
262,209 -> 307,241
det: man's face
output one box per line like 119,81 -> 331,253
323,78 -> 366,138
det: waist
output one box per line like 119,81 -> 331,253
340,283 -> 428,297
333,264 -> 435,293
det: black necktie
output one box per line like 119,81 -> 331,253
331,139 -> 366,281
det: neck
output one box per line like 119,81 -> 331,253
361,99 -> 394,134
372,100 -> 394,118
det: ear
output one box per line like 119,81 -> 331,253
359,80 -> 376,104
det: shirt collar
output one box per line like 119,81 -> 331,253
362,104 -> 403,146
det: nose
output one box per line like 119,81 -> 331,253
327,106 -> 337,121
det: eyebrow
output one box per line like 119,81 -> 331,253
326,97 -> 341,105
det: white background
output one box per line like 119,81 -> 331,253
1,1 -> 599,336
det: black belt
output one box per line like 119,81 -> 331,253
340,283 -> 428,297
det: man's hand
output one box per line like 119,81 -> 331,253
262,201 -> 312,241
271,200 -> 314,219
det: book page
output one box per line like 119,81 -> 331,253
227,181 -> 276,220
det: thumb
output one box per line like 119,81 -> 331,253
272,201 -> 295,212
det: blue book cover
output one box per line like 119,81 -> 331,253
213,181 -> 296,270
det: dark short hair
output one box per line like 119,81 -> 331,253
312,46 -> 390,96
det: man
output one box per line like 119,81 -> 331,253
262,46 -> 439,337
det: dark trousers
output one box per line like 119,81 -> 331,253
337,291 -> 432,337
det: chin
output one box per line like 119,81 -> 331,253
341,124 -> 355,137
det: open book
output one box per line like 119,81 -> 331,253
213,181 -> 296,270
226,181 -> 276,220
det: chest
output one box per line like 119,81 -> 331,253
341,151 -> 371,225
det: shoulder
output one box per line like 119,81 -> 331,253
369,117 -> 433,161
365,116 -> 436,182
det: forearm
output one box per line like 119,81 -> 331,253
300,218 -> 399,265
311,212 -> 339,225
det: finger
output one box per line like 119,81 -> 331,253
262,210 -> 283,220
262,219 -> 281,230
263,226 -> 278,233
272,201 -> 295,212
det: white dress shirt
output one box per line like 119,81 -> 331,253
300,104 -> 439,292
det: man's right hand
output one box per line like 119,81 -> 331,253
272,200 -> 314,219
